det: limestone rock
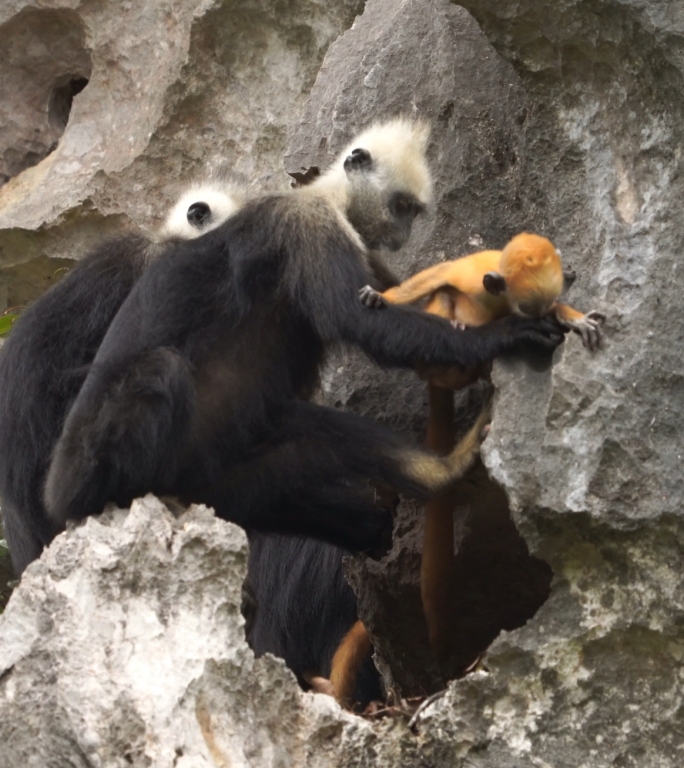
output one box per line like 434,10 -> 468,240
0,0 -> 363,309
0,497 -> 378,768
2,496 -> 680,765
285,0 -> 552,695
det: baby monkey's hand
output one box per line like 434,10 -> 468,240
558,309 -> 606,351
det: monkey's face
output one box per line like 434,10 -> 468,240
498,233 -> 564,317
343,148 -> 426,251
484,268 -> 560,318
506,274 -> 562,318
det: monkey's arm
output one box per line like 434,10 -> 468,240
341,286 -> 562,369
350,295 -> 562,368
300,236 -> 563,368
551,303 -> 605,351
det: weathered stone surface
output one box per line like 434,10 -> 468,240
0,0 -> 363,308
0,6 -> 91,186
2,497 -> 681,765
2,0 -> 684,765
440,1 -> 684,764
0,497 -> 376,768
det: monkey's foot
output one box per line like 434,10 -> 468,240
302,672 -> 336,698
561,309 -> 606,351
359,284 -> 387,309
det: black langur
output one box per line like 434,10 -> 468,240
0,171 -> 245,576
44,118 -> 564,553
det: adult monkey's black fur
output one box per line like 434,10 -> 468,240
45,118 -> 564,552
245,534 -> 382,708
0,173 -> 245,576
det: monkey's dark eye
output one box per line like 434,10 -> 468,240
390,193 -> 423,219
187,202 -> 212,228
344,148 -> 372,173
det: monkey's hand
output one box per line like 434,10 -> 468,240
359,284 -> 387,309
494,314 -> 567,353
558,310 -> 605,351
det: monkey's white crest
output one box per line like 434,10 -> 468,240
312,117 -> 433,207
159,174 -> 246,239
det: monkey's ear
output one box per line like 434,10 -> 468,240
344,148 -> 372,174
187,202 -> 211,229
483,272 -> 507,296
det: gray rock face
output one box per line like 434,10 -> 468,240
0,7 -> 91,186
0,0 -> 363,308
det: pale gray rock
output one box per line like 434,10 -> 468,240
0,496 -> 380,768
0,0 -> 363,310
1,496 -> 680,765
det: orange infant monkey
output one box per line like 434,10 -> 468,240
360,233 -> 604,675
359,232 -> 605,351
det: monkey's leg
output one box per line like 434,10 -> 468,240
205,459 -> 394,554
45,348 -> 195,525
250,399 -> 488,500
381,261 -> 460,305
203,400 -> 488,552
329,620 -> 374,709
393,399 -> 490,495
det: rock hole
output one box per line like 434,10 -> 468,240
287,165 -> 321,188
434,460 -> 552,682
48,76 -> 89,132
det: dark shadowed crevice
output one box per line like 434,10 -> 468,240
348,385 -> 554,697
434,460 -> 553,682
48,76 -> 90,133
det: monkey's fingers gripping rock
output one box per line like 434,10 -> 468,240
562,310 -> 606,351
359,285 -> 387,309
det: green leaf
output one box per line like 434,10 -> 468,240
0,314 -> 18,337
